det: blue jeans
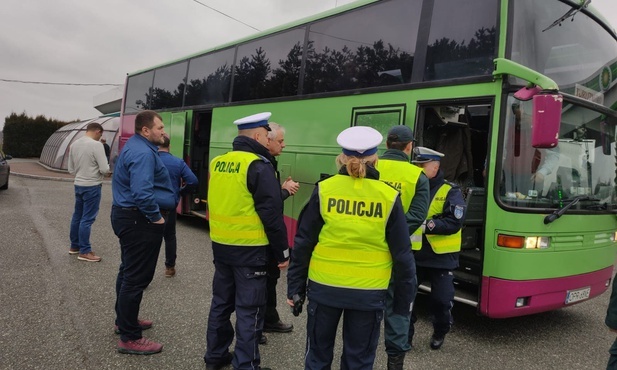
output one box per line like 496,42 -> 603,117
69,184 -> 102,254
111,207 -> 165,341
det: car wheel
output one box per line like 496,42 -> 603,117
0,176 -> 8,190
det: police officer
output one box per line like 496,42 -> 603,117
204,112 -> 289,370
287,126 -> 415,370
377,125 -> 429,370
410,146 -> 465,350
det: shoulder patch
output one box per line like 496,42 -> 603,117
427,219 -> 436,231
454,205 -> 464,219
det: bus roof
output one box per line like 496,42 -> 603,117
127,0 -> 379,77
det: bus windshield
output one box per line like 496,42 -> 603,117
499,93 -> 617,211
511,0 -> 617,109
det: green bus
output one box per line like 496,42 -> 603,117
118,0 -> 617,318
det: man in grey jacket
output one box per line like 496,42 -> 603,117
68,122 -> 110,262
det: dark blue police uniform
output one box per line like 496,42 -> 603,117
409,169 -> 465,347
204,135 -> 289,370
288,165 -> 415,370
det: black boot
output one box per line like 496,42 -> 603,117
259,333 -> 267,345
387,353 -> 405,370
430,333 -> 445,350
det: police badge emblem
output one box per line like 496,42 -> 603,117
454,205 -> 464,219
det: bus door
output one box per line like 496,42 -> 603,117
189,110 -> 213,219
415,101 -> 493,307
172,111 -> 190,215
160,111 -> 190,215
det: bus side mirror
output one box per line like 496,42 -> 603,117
531,93 -> 562,148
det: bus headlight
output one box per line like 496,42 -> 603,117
525,236 -> 550,249
611,232 -> 617,242
497,234 -> 550,249
497,234 -> 525,248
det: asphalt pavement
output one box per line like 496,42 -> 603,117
9,157 -> 88,182
2,158 -> 615,369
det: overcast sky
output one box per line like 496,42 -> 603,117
0,0 -> 616,131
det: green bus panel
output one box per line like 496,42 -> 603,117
482,203 -> 617,280
158,111 -> 188,158
163,112 -> 186,158
169,112 -> 188,158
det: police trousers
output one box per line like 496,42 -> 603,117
384,275 -> 417,355
409,267 -> 454,341
205,261 -> 268,370
305,300 -> 383,370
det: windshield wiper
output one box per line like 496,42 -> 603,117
544,195 -> 599,224
583,202 -> 609,210
542,0 -> 591,32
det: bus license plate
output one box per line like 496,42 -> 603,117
565,287 -> 590,304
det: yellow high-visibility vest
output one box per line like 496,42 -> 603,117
309,174 -> 399,290
425,183 -> 462,254
208,151 -> 268,246
376,158 -> 424,250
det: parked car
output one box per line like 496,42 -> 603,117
0,150 -> 11,190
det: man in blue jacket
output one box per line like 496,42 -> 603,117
112,110 -> 175,355
158,134 -> 198,278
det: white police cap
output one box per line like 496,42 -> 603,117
337,126 -> 383,157
233,112 -> 272,131
412,146 -> 445,163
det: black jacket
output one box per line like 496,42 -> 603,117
270,156 -> 290,201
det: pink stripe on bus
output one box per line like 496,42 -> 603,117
480,266 -> 613,318
284,215 -> 298,248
